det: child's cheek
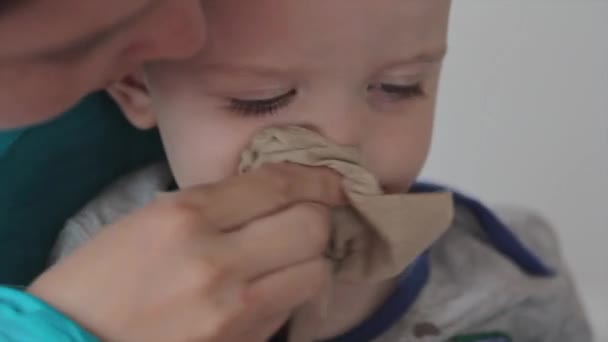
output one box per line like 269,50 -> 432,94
368,154 -> 421,193
362,129 -> 431,193
163,120 -> 240,188
181,120 -> 286,187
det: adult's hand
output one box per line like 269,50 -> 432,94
28,163 -> 343,342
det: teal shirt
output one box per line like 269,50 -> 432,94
0,92 -> 163,341
0,287 -> 99,341
0,92 -> 164,285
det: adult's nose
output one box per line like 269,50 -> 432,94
129,1 -> 207,63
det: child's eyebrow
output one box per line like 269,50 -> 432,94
195,63 -> 295,80
386,46 -> 448,67
197,47 -> 448,79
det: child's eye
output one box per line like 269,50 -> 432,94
228,89 -> 297,116
370,83 -> 426,100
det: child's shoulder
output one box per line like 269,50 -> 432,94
50,163 -> 172,263
486,205 -> 564,267
69,162 -> 172,227
380,197 -> 592,342
440,202 -> 563,276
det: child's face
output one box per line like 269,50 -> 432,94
113,0 -> 450,192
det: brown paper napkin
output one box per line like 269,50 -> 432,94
239,126 -> 454,342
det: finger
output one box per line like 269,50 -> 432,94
245,258 -> 330,317
225,203 -> 331,279
175,163 -> 344,230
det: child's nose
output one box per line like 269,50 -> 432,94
298,107 -> 368,147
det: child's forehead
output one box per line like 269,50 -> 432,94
199,0 -> 450,67
202,0 -> 449,48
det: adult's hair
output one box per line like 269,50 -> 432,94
0,1 -> 24,15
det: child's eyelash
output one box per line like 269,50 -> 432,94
377,83 -> 426,100
228,89 -> 297,116
227,83 -> 423,117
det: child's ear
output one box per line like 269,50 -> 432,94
106,69 -> 157,130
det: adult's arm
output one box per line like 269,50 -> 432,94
2,163 -> 342,342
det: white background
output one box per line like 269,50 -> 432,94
422,1 -> 608,340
